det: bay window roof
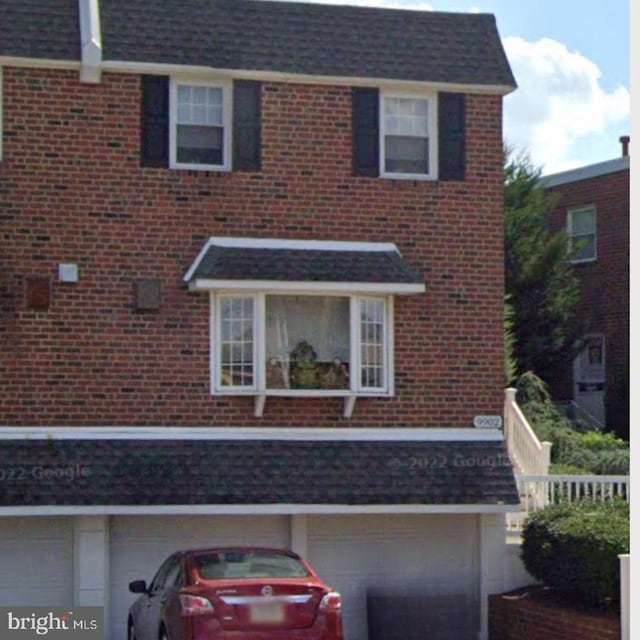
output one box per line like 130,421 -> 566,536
184,237 -> 425,294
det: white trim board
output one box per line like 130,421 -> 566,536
103,61 -> 516,96
188,279 -> 425,294
0,426 -> 505,441
0,57 -> 80,71
0,503 -> 517,517
0,57 -> 515,96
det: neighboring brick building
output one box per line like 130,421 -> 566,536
543,143 -> 630,439
0,1 -> 518,639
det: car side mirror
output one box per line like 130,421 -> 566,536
129,580 -> 148,594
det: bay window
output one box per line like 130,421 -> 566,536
185,236 -> 425,417
213,292 -> 392,399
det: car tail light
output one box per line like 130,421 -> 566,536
179,594 -> 214,616
319,591 -> 342,611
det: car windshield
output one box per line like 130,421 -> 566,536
194,550 -> 311,580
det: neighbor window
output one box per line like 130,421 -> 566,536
568,205 -> 597,263
170,79 -> 231,170
381,93 -> 436,178
213,293 -> 391,395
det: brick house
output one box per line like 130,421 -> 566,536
542,142 -> 630,439
0,1 -> 518,639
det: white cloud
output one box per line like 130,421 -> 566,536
503,36 -> 630,173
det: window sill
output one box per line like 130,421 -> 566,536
380,172 -> 437,181
170,163 -> 231,172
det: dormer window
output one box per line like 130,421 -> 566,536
184,238 -> 425,417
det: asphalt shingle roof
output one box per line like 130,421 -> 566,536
187,245 -> 424,285
1,0 -> 516,89
0,0 -> 80,61
0,439 -> 518,507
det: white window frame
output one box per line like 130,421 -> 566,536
169,77 -> 232,171
567,205 -> 597,264
379,89 -> 438,180
212,294 -> 258,392
210,291 -> 394,403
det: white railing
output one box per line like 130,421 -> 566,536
504,388 -> 552,476
506,474 -> 630,532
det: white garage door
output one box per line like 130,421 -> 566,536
308,514 -> 478,640
0,517 -> 73,606
109,515 -> 290,640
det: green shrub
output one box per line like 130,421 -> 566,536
558,446 -> 598,473
579,430 -> 628,451
521,500 -> 630,606
514,371 -> 630,475
591,449 -> 630,475
549,463 -> 591,475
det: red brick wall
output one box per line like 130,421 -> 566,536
489,590 -> 620,640
546,169 -> 629,436
0,67 -> 506,427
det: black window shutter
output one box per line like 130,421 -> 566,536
438,92 -> 466,181
140,75 -> 169,168
352,87 -> 379,177
233,80 -> 262,172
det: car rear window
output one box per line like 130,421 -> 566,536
193,551 -> 311,580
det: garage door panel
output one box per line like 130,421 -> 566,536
0,517 -> 73,606
109,515 -> 289,640
308,515 -> 478,640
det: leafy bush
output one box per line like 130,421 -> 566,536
514,371 -> 629,474
579,430 -> 628,451
591,449 -> 630,475
549,463 -> 591,475
521,500 -> 629,606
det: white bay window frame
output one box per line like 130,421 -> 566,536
169,77 -> 232,171
210,291 -> 394,417
380,89 -> 438,180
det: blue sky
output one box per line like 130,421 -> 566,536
284,0 -> 631,174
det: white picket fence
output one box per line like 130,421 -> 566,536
506,474 -> 630,532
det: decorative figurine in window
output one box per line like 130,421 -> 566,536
290,340 -> 319,389
266,357 -> 288,389
321,357 -> 349,389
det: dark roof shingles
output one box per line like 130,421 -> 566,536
0,0 -> 80,60
99,0 -> 515,86
0,0 -> 514,88
0,439 -> 519,507
190,246 -> 424,284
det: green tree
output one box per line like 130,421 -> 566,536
504,150 -> 581,378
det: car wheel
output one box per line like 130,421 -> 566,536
159,625 -> 169,640
127,620 -> 136,640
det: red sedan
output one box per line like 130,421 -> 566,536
127,547 -> 344,640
